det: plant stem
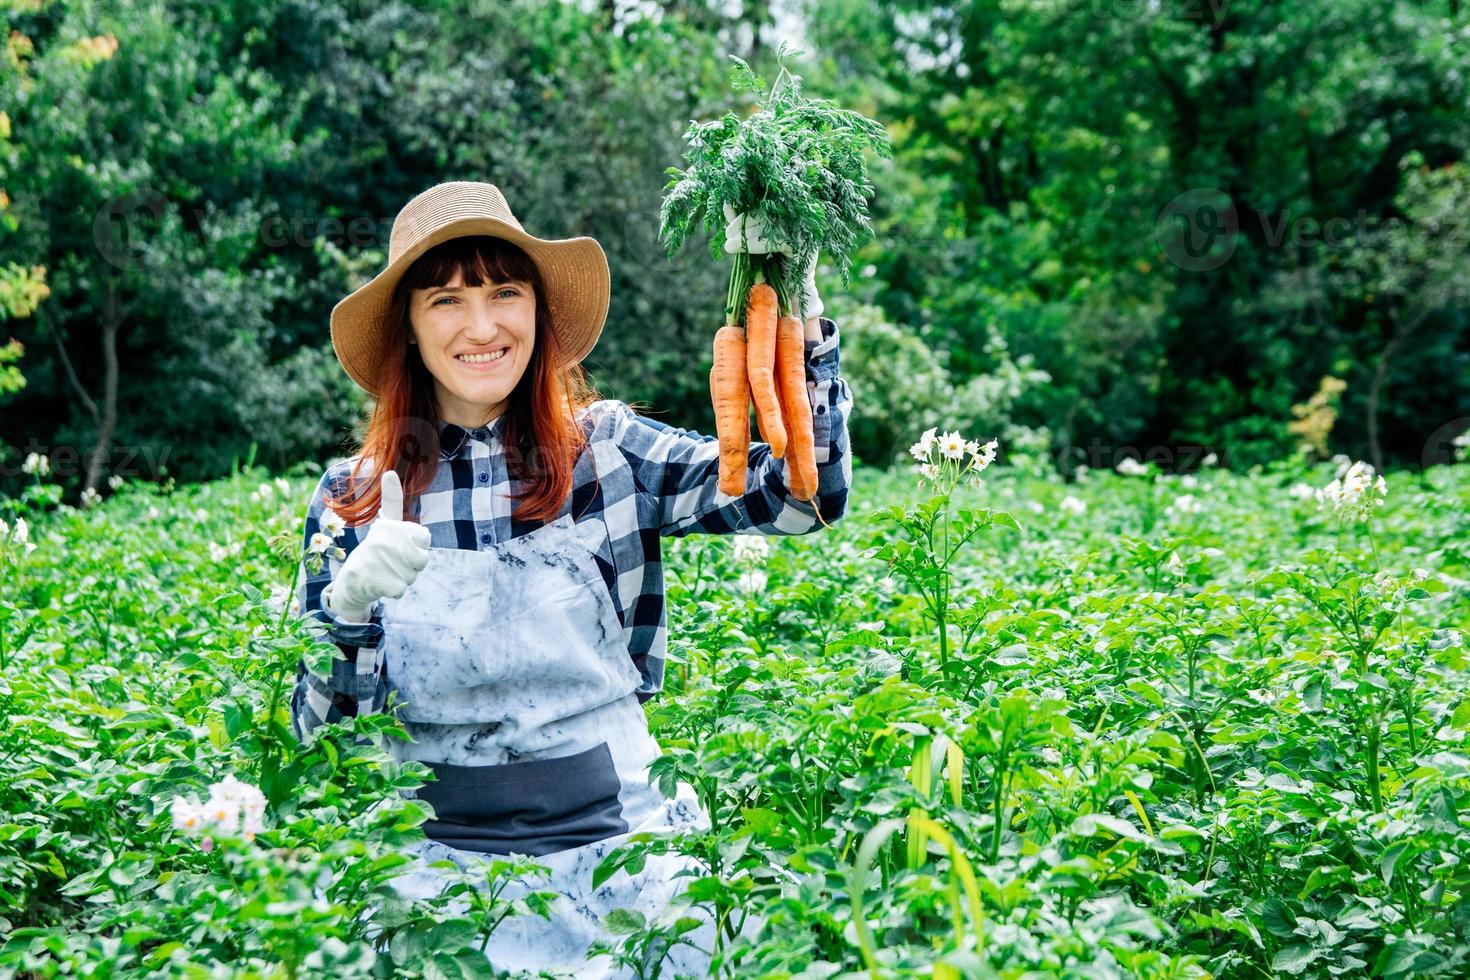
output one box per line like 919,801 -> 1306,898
938,491 -> 951,667
1366,714 -> 1384,811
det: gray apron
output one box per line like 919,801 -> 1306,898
368,510 -> 738,976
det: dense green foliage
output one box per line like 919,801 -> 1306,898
802,0 -> 1470,472
2,1 -> 1468,501
1,453 -> 1466,977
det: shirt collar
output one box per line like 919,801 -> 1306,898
436,414 -> 508,460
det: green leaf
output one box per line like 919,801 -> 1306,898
1298,864 -> 1351,899
1261,898 -> 1298,938
602,907 -> 646,935
1271,944 -> 1319,974
1374,940 -> 1446,978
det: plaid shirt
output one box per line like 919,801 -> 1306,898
290,317 -> 851,745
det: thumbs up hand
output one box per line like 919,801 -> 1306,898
324,470 -> 433,624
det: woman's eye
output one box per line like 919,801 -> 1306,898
432,289 -> 516,305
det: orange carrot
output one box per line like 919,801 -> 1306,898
711,325 -> 751,497
744,282 -> 786,459
774,314 -> 817,501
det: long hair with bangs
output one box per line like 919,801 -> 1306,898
328,235 -> 601,527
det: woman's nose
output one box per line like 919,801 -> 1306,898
463,298 -> 500,341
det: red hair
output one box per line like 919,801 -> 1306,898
328,235 -> 601,527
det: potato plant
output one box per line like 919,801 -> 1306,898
0,449 -> 1465,978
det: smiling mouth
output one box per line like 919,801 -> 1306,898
455,348 -> 509,364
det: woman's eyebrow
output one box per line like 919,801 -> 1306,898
425,279 -> 525,297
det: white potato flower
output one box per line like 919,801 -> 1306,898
938,430 -> 967,461
1168,494 -> 1202,515
208,541 -> 243,562
1116,457 -> 1149,477
21,453 -> 49,477
737,569 -> 768,594
170,796 -> 207,832
1059,495 -> 1087,516
1316,460 -> 1387,522
971,438 -> 999,472
12,517 -> 27,546
0,517 -> 24,555
909,427 -> 938,460
170,774 -> 268,844
732,534 -> 770,565
319,507 -> 346,540
108,474 -> 124,491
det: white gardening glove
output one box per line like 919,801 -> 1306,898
722,203 -> 823,320
323,470 -> 432,624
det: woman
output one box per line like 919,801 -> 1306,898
289,181 -> 852,975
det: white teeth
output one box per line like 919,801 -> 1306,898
457,349 -> 507,364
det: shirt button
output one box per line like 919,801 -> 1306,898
478,471 -> 488,483
480,531 -> 492,544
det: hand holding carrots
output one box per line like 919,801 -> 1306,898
659,53 -> 887,506
722,205 -> 823,321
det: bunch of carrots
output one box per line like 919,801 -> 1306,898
710,271 -> 816,500
660,45 -> 890,503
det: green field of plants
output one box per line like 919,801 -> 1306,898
1,450 -> 1467,978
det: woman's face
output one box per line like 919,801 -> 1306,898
408,266 -> 537,428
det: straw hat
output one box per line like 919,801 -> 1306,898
329,180 -> 610,397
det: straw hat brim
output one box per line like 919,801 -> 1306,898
329,216 -> 610,397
